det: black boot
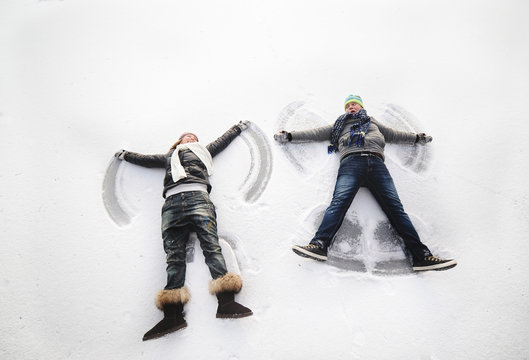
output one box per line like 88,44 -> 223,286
216,291 -> 253,318
142,302 -> 187,341
209,273 -> 253,318
142,287 -> 190,341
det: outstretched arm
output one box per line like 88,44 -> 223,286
114,150 -> 166,168
206,121 -> 249,158
374,119 -> 432,145
274,125 -> 333,144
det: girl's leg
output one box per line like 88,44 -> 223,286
161,195 -> 190,289
190,192 -> 228,280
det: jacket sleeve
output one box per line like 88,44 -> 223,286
373,119 -> 417,144
123,151 -> 167,168
290,125 -> 333,142
206,125 -> 242,158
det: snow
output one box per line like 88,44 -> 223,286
1,0 -> 529,359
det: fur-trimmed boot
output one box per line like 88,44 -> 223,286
209,273 -> 253,319
142,287 -> 190,341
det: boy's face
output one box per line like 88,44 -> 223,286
345,102 -> 363,114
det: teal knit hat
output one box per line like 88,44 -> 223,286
344,94 -> 364,109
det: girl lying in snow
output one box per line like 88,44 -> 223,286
115,121 -> 252,341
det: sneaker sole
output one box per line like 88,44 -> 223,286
413,260 -> 457,271
292,246 -> 328,261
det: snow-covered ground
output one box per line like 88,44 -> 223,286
2,0 -> 529,359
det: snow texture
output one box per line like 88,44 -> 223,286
237,122 -> 273,203
2,1 -> 529,359
102,156 -> 133,226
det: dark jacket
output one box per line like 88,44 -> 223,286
123,125 -> 242,197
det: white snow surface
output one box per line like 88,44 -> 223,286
2,0 -> 529,359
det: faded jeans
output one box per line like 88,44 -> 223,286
161,191 -> 227,289
310,154 -> 432,263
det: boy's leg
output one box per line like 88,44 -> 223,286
364,158 -> 459,272
310,157 -> 364,250
367,157 -> 432,263
294,156 -> 365,260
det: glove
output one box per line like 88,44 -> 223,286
114,149 -> 126,160
274,131 -> 292,143
237,120 -> 250,131
416,133 -> 433,145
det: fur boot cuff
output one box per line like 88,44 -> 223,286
155,287 -> 191,310
209,273 -> 242,295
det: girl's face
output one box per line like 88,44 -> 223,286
180,134 -> 198,144
345,102 -> 363,114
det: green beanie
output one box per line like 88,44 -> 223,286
344,94 -> 364,109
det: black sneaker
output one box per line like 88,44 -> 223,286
412,256 -> 457,271
292,244 -> 328,261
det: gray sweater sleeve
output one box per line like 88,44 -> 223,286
290,125 -> 333,142
373,119 -> 417,144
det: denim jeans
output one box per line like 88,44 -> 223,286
311,154 -> 432,263
161,191 -> 227,290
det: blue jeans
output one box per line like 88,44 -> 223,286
161,191 -> 227,290
311,154 -> 432,263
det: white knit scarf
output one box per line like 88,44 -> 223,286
171,142 -> 213,182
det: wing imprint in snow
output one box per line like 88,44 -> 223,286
379,103 -> 433,174
102,156 -> 133,226
297,204 -> 425,275
239,122 -> 273,203
275,101 -> 330,172
371,220 -> 413,275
